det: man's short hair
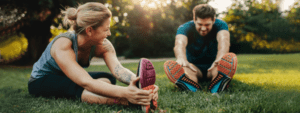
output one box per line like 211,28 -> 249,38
193,4 -> 216,20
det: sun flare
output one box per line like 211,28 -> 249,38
139,0 -> 165,9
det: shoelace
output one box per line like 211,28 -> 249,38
180,75 -> 201,89
208,73 -> 223,90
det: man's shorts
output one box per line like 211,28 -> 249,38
28,72 -> 116,100
194,64 -> 212,82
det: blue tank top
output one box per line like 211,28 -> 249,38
176,19 -> 228,64
29,32 -> 95,83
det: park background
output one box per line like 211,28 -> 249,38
0,0 -> 300,113
0,0 -> 300,64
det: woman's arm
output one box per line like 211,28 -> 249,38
95,39 -> 136,85
94,39 -> 159,101
51,38 -> 129,98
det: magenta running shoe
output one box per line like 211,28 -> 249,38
136,58 -> 157,113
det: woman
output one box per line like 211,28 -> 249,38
28,2 -> 158,112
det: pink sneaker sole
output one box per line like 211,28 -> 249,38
137,58 -> 157,112
137,58 -> 156,88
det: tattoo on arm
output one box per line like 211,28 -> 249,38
114,64 -> 132,84
102,40 -> 114,52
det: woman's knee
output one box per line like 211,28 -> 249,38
96,78 -> 112,84
88,72 -> 116,84
81,89 -> 110,104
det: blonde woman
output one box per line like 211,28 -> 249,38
28,2 -> 158,112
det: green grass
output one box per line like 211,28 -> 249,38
1,53 -> 300,113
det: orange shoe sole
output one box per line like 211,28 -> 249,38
218,52 -> 238,79
208,52 -> 238,92
163,60 -> 185,83
142,85 -> 157,113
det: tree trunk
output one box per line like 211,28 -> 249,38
16,18 -> 53,65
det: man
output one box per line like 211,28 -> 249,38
164,4 -> 238,93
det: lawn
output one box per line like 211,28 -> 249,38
0,53 -> 299,113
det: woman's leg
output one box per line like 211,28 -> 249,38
80,72 -> 129,105
28,74 -> 85,99
81,78 -> 128,105
28,72 -> 129,105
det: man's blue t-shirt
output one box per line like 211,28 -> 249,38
176,19 -> 228,65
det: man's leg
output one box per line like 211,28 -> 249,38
207,65 -> 218,81
164,61 -> 202,92
182,63 -> 203,83
207,53 -> 238,93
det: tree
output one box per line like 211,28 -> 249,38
122,0 -> 212,58
286,1 -> 300,41
223,0 -> 300,53
0,0 -> 80,65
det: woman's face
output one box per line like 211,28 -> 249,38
91,17 -> 111,45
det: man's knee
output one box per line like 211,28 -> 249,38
187,63 -> 203,77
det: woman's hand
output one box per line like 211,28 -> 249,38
152,85 -> 159,101
124,77 -> 153,105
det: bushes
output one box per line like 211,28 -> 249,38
121,32 -> 175,58
0,33 -> 28,63
224,0 -> 300,54
114,4 -> 179,58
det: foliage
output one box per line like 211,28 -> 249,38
0,0 -> 78,64
49,26 -> 68,42
0,0 -> 28,63
120,0 -> 210,58
49,16 -> 69,42
2,0 -> 300,64
224,0 -> 300,53
0,33 -> 28,63
286,1 -> 300,26
1,54 -> 300,112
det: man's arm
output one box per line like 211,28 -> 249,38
174,34 -> 188,62
174,34 -> 197,71
215,30 -> 230,62
207,30 -> 230,71
95,39 -> 136,85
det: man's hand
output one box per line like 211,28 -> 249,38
125,77 -> 153,105
207,61 -> 219,72
176,59 -> 197,72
